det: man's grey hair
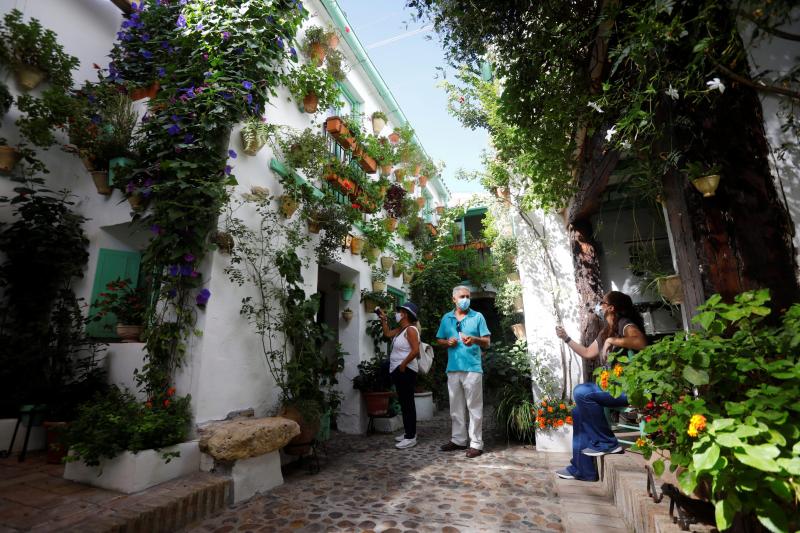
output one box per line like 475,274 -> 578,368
452,285 -> 471,297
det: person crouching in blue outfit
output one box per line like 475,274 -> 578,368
554,291 -> 647,481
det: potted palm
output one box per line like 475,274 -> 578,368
240,116 -> 273,156
287,63 -> 342,114
91,278 -> 147,342
0,10 -> 79,91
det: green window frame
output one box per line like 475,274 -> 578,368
387,286 -> 406,307
86,248 -> 142,338
337,81 -> 362,119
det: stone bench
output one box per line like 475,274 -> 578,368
198,416 -> 300,503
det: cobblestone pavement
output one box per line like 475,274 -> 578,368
190,412 -> 625,533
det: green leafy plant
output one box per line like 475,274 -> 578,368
286,63 -> 342,112
683,161 -> 722,181
0,80 -> 12,116
371,265 -> 387,283
240,116 -> 275,155
0,9 -> 79,89
361,218 -> 392,254
91,279 -> 147,326
365,134 -> 397,166
65,386 -> 191,467
484,340 -> 537,443
325,48 -> 348,81
372,110 -> 388,122
352,356 -> 391,393
15,87 -> 77,148
603,290 -> 799,532
276,126 -> 332,180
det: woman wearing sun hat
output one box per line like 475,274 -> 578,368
377,301 -> 421,449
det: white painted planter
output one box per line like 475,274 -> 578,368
535,425 -> 573,453
414,391 -> 434,421
0,418 -> 45,453
64,440 -> 200,493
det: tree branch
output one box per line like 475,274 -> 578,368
737,11 -> 800,42
716,63 -> 800,101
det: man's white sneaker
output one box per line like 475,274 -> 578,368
395,437 -> 417,449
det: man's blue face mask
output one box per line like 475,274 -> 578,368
457,297 -> 471,311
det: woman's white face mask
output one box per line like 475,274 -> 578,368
395,312 -> 404,323
593,302 -> 605,320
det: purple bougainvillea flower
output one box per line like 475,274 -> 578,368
176,14 -> 186,28
184,253 -> 195,262
224,165 -> 232,175
167,124 -> 181,136
196,288 -> 211,307
149,224 -> 162,235
228,149 -> 237,159
242,80 -> 253,90
141,50 -> 153,60
222,31 -> 230,40
169,265 -> 180,276
157,66 -> 166,77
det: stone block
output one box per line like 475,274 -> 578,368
198,416 -> 300,461
230,451 -> 283,503
371,414 -> 403,433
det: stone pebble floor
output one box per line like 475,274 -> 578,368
189,413 -> 608,533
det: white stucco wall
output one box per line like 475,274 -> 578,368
741,14 -> 800,282
0,0 -> 441,435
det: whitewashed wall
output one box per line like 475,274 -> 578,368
741,14 -> 800,283
0,0 -> 441,435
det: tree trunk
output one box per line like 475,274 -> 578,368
568,220 -> 604,382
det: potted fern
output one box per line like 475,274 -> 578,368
240,117 -> 273,156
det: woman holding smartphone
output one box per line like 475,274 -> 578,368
377,301 -> 421,449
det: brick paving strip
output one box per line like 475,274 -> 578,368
0,413 -> 634,532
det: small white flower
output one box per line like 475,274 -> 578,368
666,84 -> 679,100
621,140 -> 632,150
706,77 -> 725,93
588,101 -> 604,113
605,126 -> 617,142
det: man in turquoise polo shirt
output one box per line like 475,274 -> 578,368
435,285 -> 491,458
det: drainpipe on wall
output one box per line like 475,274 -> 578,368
318,0 -> 450,204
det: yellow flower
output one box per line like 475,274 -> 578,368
613,364 -> 623,377
687,414 -> 707,437
599,370 -> 610,390
635,437 -> 647,448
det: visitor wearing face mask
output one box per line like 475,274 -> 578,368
378,301 -> 421,449
554,291 -> 647,481
435,285 -> 491,458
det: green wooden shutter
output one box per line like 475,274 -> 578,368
86,249 -> 142,338
387,286 -> 406,306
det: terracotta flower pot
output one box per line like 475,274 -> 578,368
412,164 -> 421,177
0,146 -> 22,175
691,174 -> 720,197
43,421 -> 69,465
416,197 -> 426,209
128,195 -> 144,210
129,81 -> 160,101
15,65 -> 46,91
364,246 -> 381,262
307,219 -> 321,234
341,309 -> 353,322
403,181 -> 415,194
423,251 -> 434,260
303,91 -> 319,113
280,404 -> 321,456
384,217 -> 398,232
350,235 -> 366,255
418,175 -> 428,188
213,231 -> 234,254
116,324 -> 143,342
436,206 -> 445,215
328,33 -> 340,49
511,323 -> 526,340
372,116 -> 387,136
91,170 -> 112,195
394,168 -> 406,182
380,164 -> 393,177
380,256 -> 394,271
310,42 -> 327,65
363,391 -> 394,416
388,131 -> 400,144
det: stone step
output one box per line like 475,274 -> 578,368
47,473 -> 231,533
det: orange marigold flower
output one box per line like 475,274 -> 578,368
547,406 -> 553,413
538,409 -> 544,416
557,419 -> 564,426
559,403 -> 565,410
613,364 -> 623,377
635,438 -> 647,448
565,416 -> 573,425
599,370 -> 610,390
687,414 -> 707,437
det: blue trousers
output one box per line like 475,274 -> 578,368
566,382 -> 628,481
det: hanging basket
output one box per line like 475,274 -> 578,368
303,91 -> 319,113
384,217 -> 398,232
691,174 -> 720,197
372,116 -> 387,136
657,275 -> 683,304
15,65 -> 46,91
279,195 -> 299,218
380,256 -> 394,271
310,42 -> 327,65
350,235 -> 366,255
0,146 -> 22,175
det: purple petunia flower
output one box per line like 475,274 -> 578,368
245,93 -> 252,105
196,288 -> 211,307
184,86 -> 196,99
224,165 -> 232,175
222,31 -> 230,40
196,23 -> 204,31
169,265 -> 180,276
176,14 -> 186,28
157,66 -> 166,77
168,124 -> 181,136
242,80 -> 253,90
184,253 -> 195,262
221,91 -> 232,100
228,149 -> 237,159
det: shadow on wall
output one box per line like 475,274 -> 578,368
515,210 -> 584,400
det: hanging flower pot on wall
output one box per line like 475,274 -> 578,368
307,218 -> 321,234
403,271 -> 413,284
380,164 -> 393,177
341,308 -> 353,322
403,180 -> 415,194
435,205 -> 445,215
511,323 -> 526,341
372,115 -> 387,136
279,194 -> 299,218
372,279 -> 387,292
418,175 -> 428,188
394,168 -> 406,182
388,131 -> 400,144
384,217 -> 398,232
116,324 -> 143,342
91,171 -> 112,195
380,256 -> 394,271
350,235 -> 366,255
657,275 -> 683,304
392,262 -> 404,277
310,42 -> 327,65
15,65 -> 46,91
416,197 -> 426,209
303,91 -> 319,113
341,284 -> 355,302
691,174 -> 720,197
0,145 -> 21,175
